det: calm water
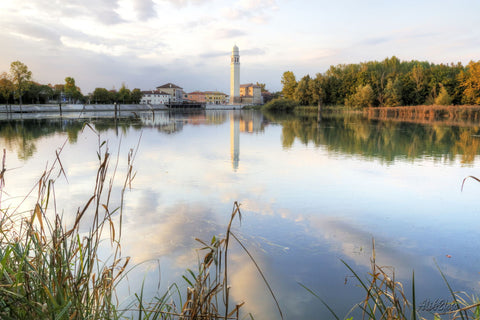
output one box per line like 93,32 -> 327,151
2,110 -> 480,319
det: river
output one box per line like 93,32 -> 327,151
1,109 -> 479,319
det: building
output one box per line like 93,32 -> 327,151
187,91 -> 206,103
230,45 -> 240,104
240,83 -> 263,105
140,90 -> 171,105
188,91 -> 229,105
156,83 -> 184,103
205,91 -> 229,105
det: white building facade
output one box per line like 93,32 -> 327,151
140,90 -> 171,105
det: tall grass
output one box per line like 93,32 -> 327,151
0,125 -> 137,319
0,125 -> 282,319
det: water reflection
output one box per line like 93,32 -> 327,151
1,110 -> 480,319
264,112 -> 480,164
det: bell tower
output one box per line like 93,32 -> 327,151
230,45 -> 240,104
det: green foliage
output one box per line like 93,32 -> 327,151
10,61 -> 32,105
345,84 -> 375,109
117,83 -> 131,103
64,77 -> 83,103
92,88 -> 111,104
281,71 -> 297,100
0,72 -> 14,104
262,98 -> 299,112
294,75 -> 312,105
130,88 -> 142,104
285,57 -> 474,108
384,78 -> 403,107
435,85 -> 452,105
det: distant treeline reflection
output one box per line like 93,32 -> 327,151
265,112 -> 480,164
2,111 -> 480,164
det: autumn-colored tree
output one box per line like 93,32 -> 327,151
10,61 -> 32,105
281,71 -> 297,100
460,61 -> 480,105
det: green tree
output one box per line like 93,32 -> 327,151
10,61 -> 32,105
92,88 -> 110,104
118,84 -> 131,104
281,71 -> 297,100
294,75 -> 312,105
64,77 -> 82,103
435,85 -> 452,105
131,88 -> 142,104
0,72 -> 14,104
346,84 -> 375,109
309,73 -> 326,106
384,78 -> 402,107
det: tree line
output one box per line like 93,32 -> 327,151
0,61 -> 143,105
281,57 -> 480,109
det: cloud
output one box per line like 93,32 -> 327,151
359,37 -> 390,46
242,48 -> 266,56
217,28 -> 247,39
222,0 -> 278,23
9,21 -> 61,44
161,0 -> 209,8
122,191 -> 223,266
133,0 -> 157,20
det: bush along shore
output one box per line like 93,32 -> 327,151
2,124 -> 480,319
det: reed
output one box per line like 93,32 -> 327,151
0,125 -> 282,319
365,105 -> 480,123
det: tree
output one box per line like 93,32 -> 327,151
435,85 -> 452,105
309,73 -> 326,106
384,78 -> 402,107
460,61 -> 480,105
345,84 -> 375,109
64,77 -> 82,103
255,82 -> 267,92
0,72 -> 14,104
118,83 -> 131,104
10,61 -> 32,105
131,88 -> 142,104
281,71 -> 297,100
92,88 -> 110,104
294,75 -> 312,105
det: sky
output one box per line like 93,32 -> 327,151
0,0 -> 479,95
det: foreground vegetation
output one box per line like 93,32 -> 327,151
0,126 -> 257,319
